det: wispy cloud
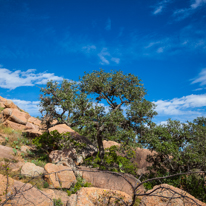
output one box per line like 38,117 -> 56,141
0,68 -> 65,90
153,0 -> 171,15
154,94 -> 206,116
82,45 -> 96,53
173,0 -> 206,20
98,48 -> 110,65
97,48 -> 120,65
111,57 -> 120,64
191,0 -> 206,8
105,18 -> 111,31
10,99 -> 40,116
191,68 -> 206,86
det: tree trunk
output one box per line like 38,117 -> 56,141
97,133 -> 104,160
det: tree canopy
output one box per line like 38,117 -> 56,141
39,69 -> 157,159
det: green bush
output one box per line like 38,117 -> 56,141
33,130 -> 87,153
67,175 -> 91,196
84,145 -> 138,176
53,198 -> 63,206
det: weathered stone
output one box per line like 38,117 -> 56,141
49,124 -> 76,134
0,145 -> 16,160
134,147 -> 156,175
0,174 -> 54,206
21,162 -> 45,177
3,120 -> 26,131
0,160 -> 24,172
49,148 -> 78,165
44,163 -> 76,189
0,102 -> 5,108
20,145 -> 32,153
28,116 -> 41,127
79,166 -> 144,197
25,122 -> 39,130
3,108 -> 30,125
139,184 -> 206,206
67,187 -> 132,206
103,140 -> 120,149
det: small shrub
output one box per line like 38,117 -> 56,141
43,181 -> 49,188
84,145 -> 138,176
53,198 -> 63,206
0,107 -> 4,112
67,175 -> 91,196
31,159 -> 47,167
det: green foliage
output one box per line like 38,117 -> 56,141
33,130 -> 89,154
84,145 -> 138,176
67,175 -> 91,196
30,159 -> 47,167
12,148 -> 17,155
53,198 -> 63,206
0,106 -> 4,112
33,130 -> 66,152
39,69 -> 157,160
141,117 -> 206,202
43,181 -> 49,188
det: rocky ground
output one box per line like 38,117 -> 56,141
0,96 -> 205,206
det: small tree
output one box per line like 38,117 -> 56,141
39,69 -> 157,160
141,117 -> 206,202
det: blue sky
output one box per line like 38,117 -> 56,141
0,0 -> 206,124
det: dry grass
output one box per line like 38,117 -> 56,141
0,124 -> 33,149
0,158 -> 48,190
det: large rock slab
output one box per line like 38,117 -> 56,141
134,147 -> 156,175
139,184 -> 206,206
0,145 -> 16,160
44,163 -> 76,189
21,162 -> 45,177
3,108 -> 30,125
67,187 -> 132,206
103,140 -> 120,149
79,166 -> 144,197
28,116 -> 41,127
49,123 -> 76,134
0,174 -> 54,206
3,120 -> 27,131
49,148 -> 79,165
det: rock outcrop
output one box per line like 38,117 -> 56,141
139,184 -> 206,206
67,187 -> 133,206
79,166 -> 144,197
44,163 -> 77,189
21,162 -> 45,177
0,174 -> 54,206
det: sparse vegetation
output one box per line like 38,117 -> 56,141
53,198 -> 63,206
67,175 -> 91,196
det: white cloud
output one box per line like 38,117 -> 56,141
111,57 -> 120,64
173,0 -> 206,20
10,99 -> 40,116
98,48 -> 110,65
191,0 -> 206,8
105,18 -> 111,31
193,88 -> 204,91
82,45 -> 96,53
97,48 -> 120,65
154,5 -> 163,14
0,68 -> 65,90
153,0 -> 171,15
154,94 -> 206,116
191,68 -> 206,86
157,47 -> 164,53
